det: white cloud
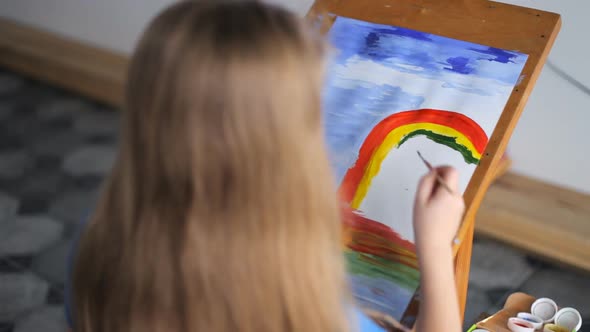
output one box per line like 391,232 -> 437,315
329,56 -> 517,136
393,63 -> 426,72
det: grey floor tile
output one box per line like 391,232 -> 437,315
32,155 -> 62,172
519,266 -> 590,316
68,175 -> 103,192
9,82 -> 58,110
41,117 -> 73,134
0,151 -> 31,180
17,172 -> 63,199
48,191 -> 97,225
85,134 -> 118,145
0,216 -> 64,257
0,134 -> 23,153
0,193 -> 19,223
36,98 -> 94,122
469,239 -> 537,290
45,285 -> 64,306
31,238 -> 73,285
73,109 -> 119,137
17,194 -> 50,215
0,73 -> 24,97
0,103 -> 14,122
0,115 -> 43,146
31,132 -> 85,159
62,144 -> 116,177
484,287 -> 513,308
13,306 -> 66,332
0,273 -> 49,321
5,103 -> 36,117
0,322 -> 14,332
0,258 -> 32,273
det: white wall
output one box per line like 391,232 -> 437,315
0,0 -> 173,53
495,0 -> 590,194
1,0 -> 588,193
0,0 -> 314,53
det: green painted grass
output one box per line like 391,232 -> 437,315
345,250 -> 420,291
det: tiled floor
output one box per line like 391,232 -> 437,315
0,69 -> 588,331
0,70 -> 116,332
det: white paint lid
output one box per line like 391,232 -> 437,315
531,297 -> 558,323
554,307 -> 582,331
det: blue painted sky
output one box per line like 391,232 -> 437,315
322,17 -> 528,183
328,17 -> 527,85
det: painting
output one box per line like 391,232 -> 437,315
323,16 -> 528,325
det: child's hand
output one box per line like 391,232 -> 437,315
413,166 -> 464,251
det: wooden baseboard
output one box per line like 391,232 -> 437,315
476,172 -> 590,271
0,17 -> 127,107
2,17 -> 589,271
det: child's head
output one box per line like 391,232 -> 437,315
74,1 -> 348,331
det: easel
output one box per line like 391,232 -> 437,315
306,0 -> 561,325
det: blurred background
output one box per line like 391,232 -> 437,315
0,1 -> 588,331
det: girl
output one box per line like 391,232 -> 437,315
68,1 -> 464,331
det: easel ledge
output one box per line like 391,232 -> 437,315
306,0 -> 561,325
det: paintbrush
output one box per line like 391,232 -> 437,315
416,151 -> 454,194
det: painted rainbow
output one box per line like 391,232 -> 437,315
340,109 -> 488,209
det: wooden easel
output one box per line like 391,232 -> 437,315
306,0 -> 561,325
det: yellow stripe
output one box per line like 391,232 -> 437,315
351,123 -> 480,208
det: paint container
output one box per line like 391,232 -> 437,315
508,317 -> 535,332
531,298 -> 558,323
554,307 -> 582,332
543,324 -> 570,332
517,312 -> 544,330
471,329 -> 490,332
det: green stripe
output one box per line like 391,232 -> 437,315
397,129 -> 480,165
345,250 -> 420,291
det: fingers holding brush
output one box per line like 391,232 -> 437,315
430,166 -> 459,198
414,166 -> 464,250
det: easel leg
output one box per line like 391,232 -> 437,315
455,215 -> 476,323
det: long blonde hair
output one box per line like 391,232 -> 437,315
72,1 -> 349,331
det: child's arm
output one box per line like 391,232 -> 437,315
413,167 -> 464,332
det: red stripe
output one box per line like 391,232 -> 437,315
342,206 -> 415,252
